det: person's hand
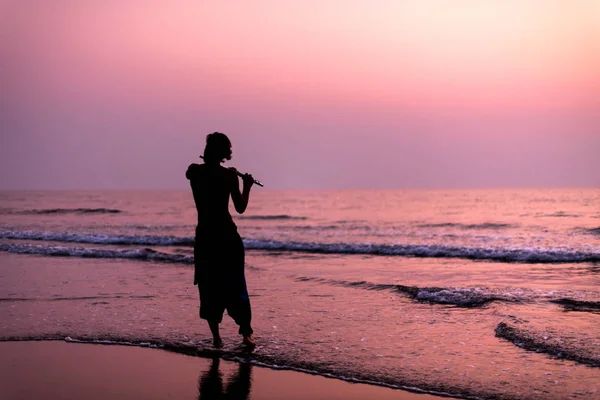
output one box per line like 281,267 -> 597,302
242,173 -> 254,188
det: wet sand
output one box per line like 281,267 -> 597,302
0,341 -> 446,400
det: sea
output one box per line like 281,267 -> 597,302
1,189 -> 598,399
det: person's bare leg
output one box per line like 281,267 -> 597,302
208,321 -> 222,348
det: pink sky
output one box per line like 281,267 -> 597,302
1,0 -> 599,189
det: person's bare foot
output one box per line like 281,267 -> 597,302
213,337 -> 223,348
242,335 -> 256,347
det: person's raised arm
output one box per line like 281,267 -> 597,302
230,169 -> 254,214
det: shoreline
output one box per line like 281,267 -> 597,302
0,340 -> 450,400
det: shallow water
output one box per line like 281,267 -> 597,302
1,189 -> 599,399
1,341 -> 441,400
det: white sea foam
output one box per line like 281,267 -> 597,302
0,229 -> 193,246
244,239 -> 600,263
0,243 -> 193,264
1,228 -> 599,263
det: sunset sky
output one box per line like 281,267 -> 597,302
1,0 -> 599,189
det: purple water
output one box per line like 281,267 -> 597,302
1,189 -> 599,399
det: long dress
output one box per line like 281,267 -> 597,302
186,163 -> 253,335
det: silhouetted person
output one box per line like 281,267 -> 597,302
186,132 -> 255,347
198,358 -> 252,400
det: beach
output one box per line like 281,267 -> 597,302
0,341 -> 442,400
3,0 -> 599,397
1,189 -> 599,399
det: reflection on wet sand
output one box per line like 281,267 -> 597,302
198,358 -> 252,400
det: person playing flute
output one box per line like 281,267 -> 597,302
186,132 -> 256,347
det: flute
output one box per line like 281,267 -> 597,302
199,156 -> 264,187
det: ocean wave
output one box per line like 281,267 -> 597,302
3,208 -> 123,215
0,229 -> 193,246
417,222 -> 514,230
495,322 -> 600,368
0,243 -> 194,264
92,224 -> 195,231
237,215 -> 307,220
585,227 -> 600,236
0,295 -> 154,302
2,228 -> 599,263
0,243 -> 262,271
245,239 -> 600,264
294,277 -> 517,307
538,212 -> 582,218
550,299 -> 600,314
